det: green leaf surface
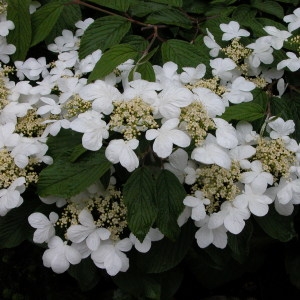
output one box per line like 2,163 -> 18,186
129,1 -> 168,17
221,102 -> 265,122
136,61 -> 156,82
88,44 -> 139,82
155,170 -> 185,240
37,149 -> 111,198
6,0 -> 31,61
251,0 -> 284,19
146,8 -> 192,29
122,35 -> 149,52
254,205 -> 296,242
79,16 -> 131,59
87,0 -> 135,11
31,1 -> 66,46
123,167 -> 157,241
150,0 -> 182,6
161,39 -> 206,71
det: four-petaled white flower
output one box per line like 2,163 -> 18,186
220,21 -> 250,41
203,29 -> 221,57
284,7 -> 300,32
263,26 -> 291,50
146,118 -> 191,158
277,52 -> 300,71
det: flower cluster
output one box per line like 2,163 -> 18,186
1,2 -> 300,277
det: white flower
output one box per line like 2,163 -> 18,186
105,139 -> 139,172
40,195 -> 66,208
130,228 -> 164,253
36,96 -> 61,115
203,29 -> 221,57
15,57 -> 49,81
47,30 -> 79,53
210,58 -> 237,82
0,102 -> 31,124
179,64 -> 206,84
76,49 -> 102,75
57,77 -> 87,103
263,26 -> 291,50
0,14 -> 15,37
146,118 -> 191,158
28,212 -> 58,243
267,117 -> 295,140
42,236 -> 81,274
153,61 -> 180,87
183,190 -> 210,221
284,7 -> 300,32
236,121 -> 259,145
91,238 -> 132,276
0,36 -> 16,63
229,145 -> 256,169
70,110 -> 109,151
277,52 -> 300,71
75,18 -> 94,37
67,210 -> 110,251
220,21 -> 250,41
213,118 -> 238,149
42,119 -> 70,137
0,123 -> 19,149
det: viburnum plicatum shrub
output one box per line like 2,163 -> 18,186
1,0 -> 300,296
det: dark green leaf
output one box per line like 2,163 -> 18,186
88,44 -> 139,82
129,1 -> 168,17
146,8 -> 192,29
150,0 -> 182,7
251,0 -> 284,19
270,96 -> 294,121
6,0 -> 31,61
37,149 -> 111,198
136,61 -> 156,82
69,145 -> 88,162
122,35 -> 149,52
79,16 -> 131,59
254,205 -> 296,242
155,170 -> 185,240
221,102 -> 265,122
123,167 -> 157,241
87,0 -> 135,11
31,1 -> 65,46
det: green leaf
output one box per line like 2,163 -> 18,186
221,102 -> 265,122
146,8 -> 192,29
254,205 -> 296,242
270,96 -> 294,121
136,61 -> 156,82
251,0 -> 284,19
161,39 -> 206,71
129,1 -> 168,17
0,197 -> 38,248
136,220 -> 195,273
79,16 -> 131,59
88,44 -> 139,82
87,0 -> 135,11
123,167 -> 157,241
6,0 -> 31,61
150,0 -> 182,6
69,145 -> 88,162
122,35 -> 149,52
155,170 -> 185,240
31,1 -> 65,46
37,149 -> 111,198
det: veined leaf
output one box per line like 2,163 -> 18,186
79,16 -> 131,59
136,61 -> 156,82
87,0 -> 135,11
155,170 -> 186,240
129,1 -> 168,17
251,0 -> 284,19
146,8 -> 192,29
150,0 -> 182,6
221,102 -> 265,122
37,149 -> 111,198
161,39 -> 206,71
31,1 -> 65,46
88,44 -> 139,82
122,35 -> 149,52
123,167 -> 157,241
7,0 -> 31,61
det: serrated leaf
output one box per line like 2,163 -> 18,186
146,8 -> 192,29
251,0 -> 284,19
79,16 -> 131,59
88,44 -> 139,82
129,1 -> 168,17
123,167 -> 157,241
69,144 -> 88,162
6,0 -> 31,61
87,0 -> 135,11
136,61 -> 156,82
150,0 -> 182,6
254,205 -> 296,242
270,96 -> 294,121
31,1 -> 65,46
155,170 -> 185,240
37,149 -> 111,198
161,39 -> 206,71
122,35 -> 149,52
221,102 -> 265,122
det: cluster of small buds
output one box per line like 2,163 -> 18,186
0,66 -> 10,109
0,0 -> 7,14
63,95 -> 92,118
109,97 -> 158,141
254,138 -> 296,179
289,35 -> 300,55
56,202 -> 82,229
186,77 -> 227,96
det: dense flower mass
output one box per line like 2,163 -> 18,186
1,1 -> 300,279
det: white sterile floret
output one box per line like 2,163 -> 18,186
70,110 -> 109,151
146,118 -> 191,158
58,50 -> 78,68
75,18 -> 94,37
180,64 -> 206,84
105,139 -> 139,172
0,177 -> 25,216
0,36 -> 16,63
155,86 -> 193,119
40,195 -> 67,208
204,28 -> 221,57
79,80 -> 121,115
49,61 -> 74,82
263,26 -> 291,50
91,238 -> 132,276
67,210 -> 111,252
57,77 -> 87,103
210,58 -> 237,82
213,118 -> 238,149
28,212 -> 58,243
0,14 -> 15,37
8,81 -> 33,102
0,123 -> 19,149
76,49 -> 102,75
220,21 -> 250,41
222,76 -> 256,105
36,96 -> 61,115
183,190 -> 210,221
191,133 -> 231,169
229,145 -> 256,169
130,228 -> 164,253
0,102 -> 31,125
277,52 -> 300,71
42,236 -> 81,274
284,7 -> 300,32
267,117 -> 295,141
153,61 -> 181,87
235,184 -> 273,217
29,1 -> 41,14
42,119 -> 70,137
195,216 -> 228,249
236,121 -> 259,145
30,76 -> 56,95
47,30 -> 79,53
